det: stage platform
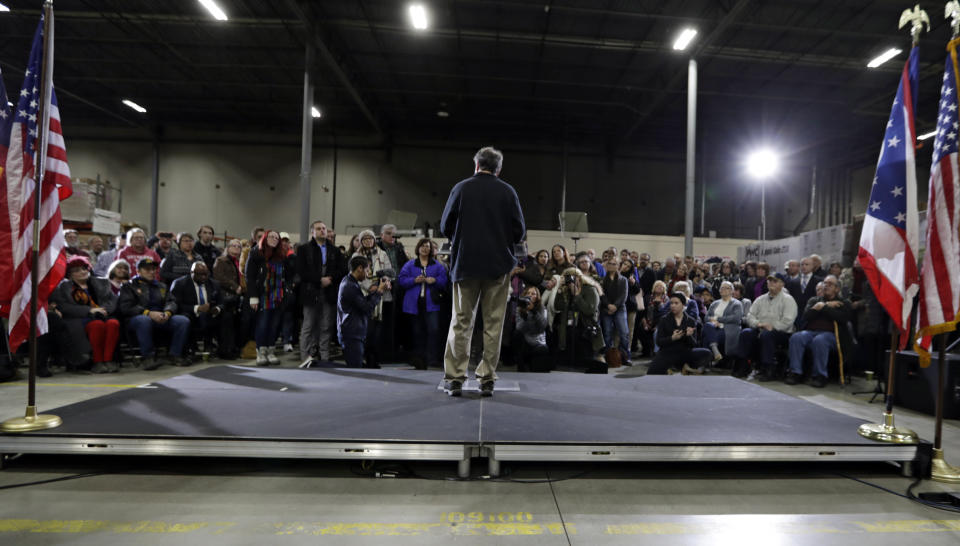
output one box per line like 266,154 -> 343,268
0,366 -> 919,477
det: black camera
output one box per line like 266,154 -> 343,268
518,296 -> 532,307
374,269 -> 396,280
564,274 -> 577,286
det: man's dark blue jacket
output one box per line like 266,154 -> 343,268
336,274 -> 381,342
440,172 -> 526,283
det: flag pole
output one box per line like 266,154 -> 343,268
931,334 -> 960,481
2,1 -> 61,434
856,5 -> 927,445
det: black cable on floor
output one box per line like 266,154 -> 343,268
0,471 -> 108,491
546,468 -> 573,546
836,473 -> 960,514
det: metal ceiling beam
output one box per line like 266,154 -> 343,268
8,8 -> 297,26
284,0 -> 383,138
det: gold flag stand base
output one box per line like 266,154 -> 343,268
931,448 -> 960,483
857,411 -> 918,444
1,405 -> 62,433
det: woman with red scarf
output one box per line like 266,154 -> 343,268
50,255 -> 120,373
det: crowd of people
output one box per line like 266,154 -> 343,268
9,224 -> 883,390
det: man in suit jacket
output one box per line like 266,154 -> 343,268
785,257 -> 822,328
170,262 -> 223,354
297,220 -> 346,362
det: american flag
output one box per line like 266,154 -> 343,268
914,42 -> 960,365
857,46 -> 920,351
1,13 -> 72,352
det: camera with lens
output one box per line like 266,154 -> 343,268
563,274 -> 577,286
374,269 -> 396,280
518,296 -> 532,307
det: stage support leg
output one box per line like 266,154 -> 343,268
458,447 -> 471,479
488,450 -> 500,478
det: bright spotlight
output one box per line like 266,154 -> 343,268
747,149 -> 778,179
409,4 -> 428,30
672,28 -> 698,51
198,0 -> 228,21
0,3 -> 10,13
311,106 -> 322,119
867,48 -> 902,68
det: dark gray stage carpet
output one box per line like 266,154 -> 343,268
25,366 -> 877,446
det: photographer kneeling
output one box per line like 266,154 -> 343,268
514,286 -> 550,372
337,255 -> 392,368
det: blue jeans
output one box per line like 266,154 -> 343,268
788,330 -> 836,378
255,308 -> 283,348
410,311 -> 441,367
127,314 -> 190,357
600,308 -> 630,359
702,322 -> 724,349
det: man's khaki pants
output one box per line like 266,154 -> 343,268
443,274 -> 510,383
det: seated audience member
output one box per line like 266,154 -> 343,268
750,262 -> 771,300
781,259 -> 801,283
354,229 -> 393,368
546,244 -> 573,278
599,257 -> 630,365
647,292 -> 712,375
195,225 -> 222,269
105,259 -> 131,296
701,281 -> 743,364
170,262 -> 223,354
657,258 -> 676,284
740,261 -> 757,287
735,275 -> 797,380
671,280 -> 702,322
94,233 -> 125,277
63,229 -> 90,258
548,267 -> 604,371
784,275 -> 852,388
814,281 -> 824,299
213,238 -> 246,359
50,256 -> 120,374
514,286 -> 550,372
118,228 -> 160,271
87,235 -> 105,263
151,231 -> 174,260
119,258 -> 191,370
337,255 -> 391,368
246,230 -> 291,366
827,261 -> 843,278
398,238 -> 449,369
733,281 -> 752,325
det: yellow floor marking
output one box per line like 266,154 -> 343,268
0,383 -> 140,388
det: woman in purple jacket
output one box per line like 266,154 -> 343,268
398,238 -> 449,369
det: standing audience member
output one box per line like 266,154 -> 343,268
87,236 -> 105,263
377,224 -> 408,360
159,232 -> 203,285
297,221 -> 344,363
398,238 -> 449,369
118,228 -> 160,271
600,257 -> 630,365
51,256 -> 120,373
647,292 -> 712,375
213,238 -> 246,359
195,225 -> 222,270
785,275 -> 852,388
246,231 -> 291,366
153,232 -> 174,260
546,244 -> 573,278
337,256 -> 392,368
735,275 -> 796,380
621,259 -> 641,359
550,268 -> 604,371
786,257 -> 822,328
63,229 -> 90,258
354,229 -> 392,368
119,258 -> 191,370
440,146 -> 526,396
94,233 -> 125,277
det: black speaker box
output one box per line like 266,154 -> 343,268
891,350 -> 960,419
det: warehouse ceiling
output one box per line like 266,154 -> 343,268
0,0 -> 955,165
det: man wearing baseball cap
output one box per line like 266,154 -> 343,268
118,257 -> 191,370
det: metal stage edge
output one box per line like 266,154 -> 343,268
0,435 -> 919,479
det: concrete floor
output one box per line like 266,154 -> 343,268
1,353 -> 960,545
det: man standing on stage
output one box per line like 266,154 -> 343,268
440,146 -> 526,397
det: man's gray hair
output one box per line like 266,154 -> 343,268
380,224 -> 397,235
473,146 -> 503,174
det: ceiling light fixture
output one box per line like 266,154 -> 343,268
409,4 -> 429,30
437,110 -> 449,118
0,3 -> 10,13
867,48 -> 902,68
122,99 -> 147,113
672,28 -> 698,51
918,130 -> 937,141
198,0 -> 228,21
311,106 -> 322,119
